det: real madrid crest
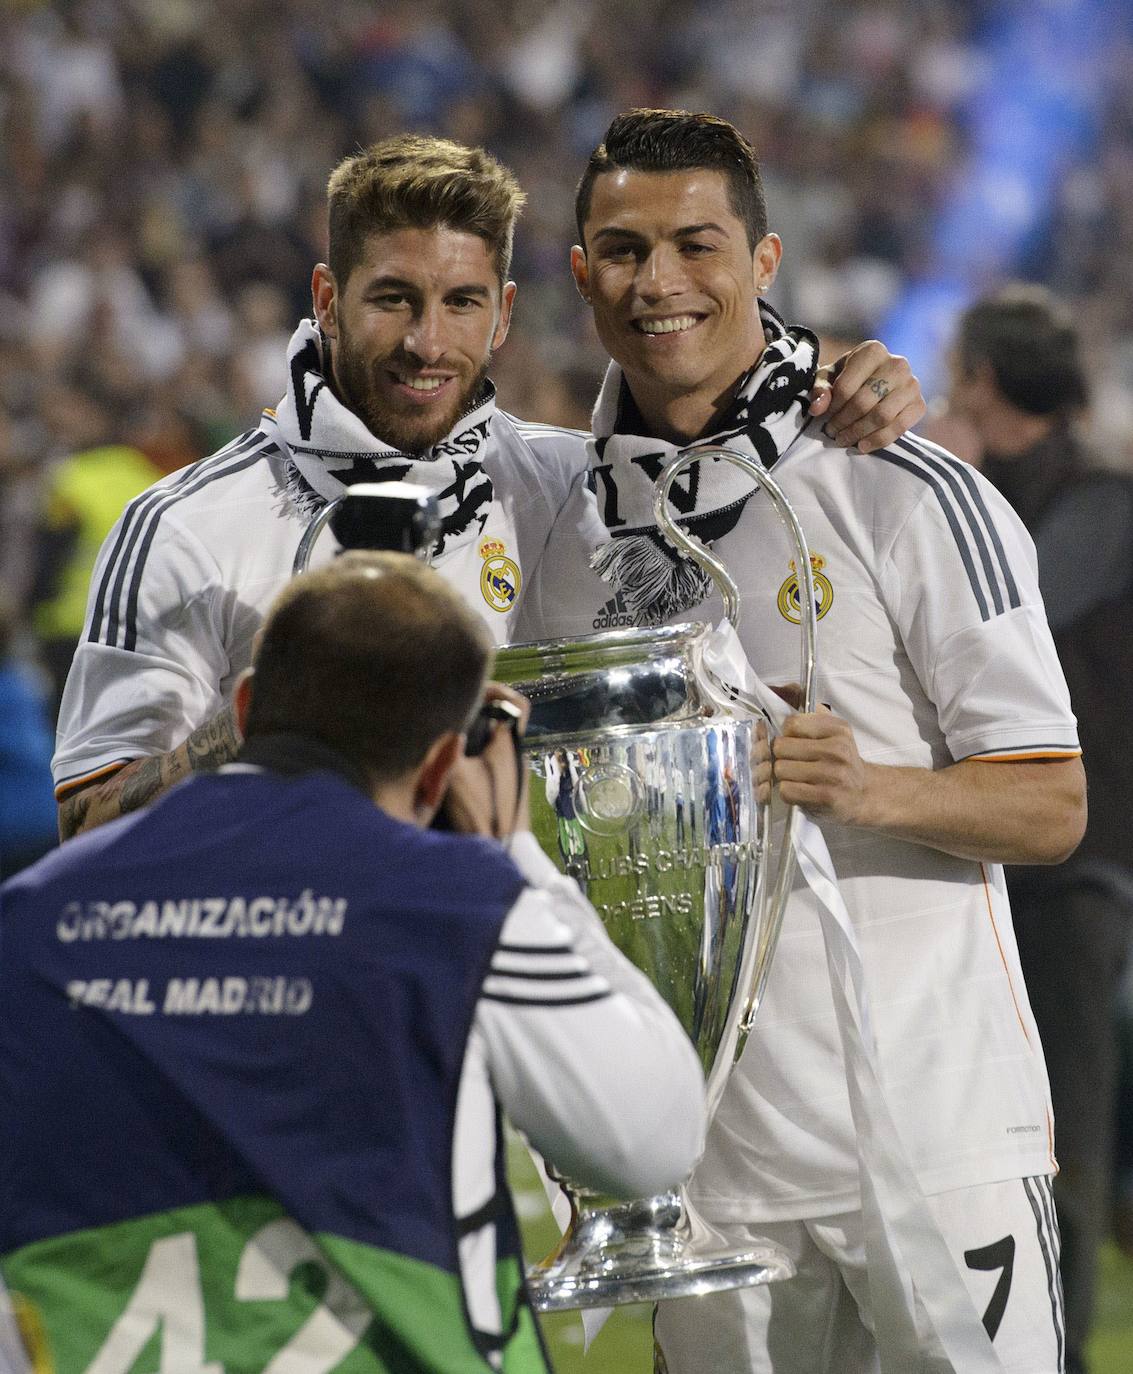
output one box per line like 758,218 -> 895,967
777,551 -> 833,623
479,537 -> 521,613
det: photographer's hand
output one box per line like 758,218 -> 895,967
443,684 -> 531,840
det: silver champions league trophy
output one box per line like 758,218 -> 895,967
493,445 -> 820,1311
291,455 -> 820,1311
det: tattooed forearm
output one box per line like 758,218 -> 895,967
117,755 -> 173,814
184,703 -> 241,774
57,704 -> 241,840
57,788 -> 92,841
59,754 -> 180,841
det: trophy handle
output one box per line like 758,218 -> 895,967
293,497 -> 345,575
653,445 -> 819,1043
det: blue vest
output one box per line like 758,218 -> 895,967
0,769 -> 549,1374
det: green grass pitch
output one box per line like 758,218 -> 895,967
508,1138 -> 1133,1372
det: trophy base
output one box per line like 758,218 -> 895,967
526,1193 -> 795,1312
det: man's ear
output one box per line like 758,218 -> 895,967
753,233 -> 783,294
413,731 -> 463,821
233,668 -> 254,738
492,281 -> 517,351
570,245 -> 591,303
312,263 -> 338,338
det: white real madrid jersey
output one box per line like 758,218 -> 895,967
53,411 -> 592,795
518,424 -> 1080,1217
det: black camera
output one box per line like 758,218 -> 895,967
465,699 -> 524,757
328,482 -> 442,557
432,698 -> 525,832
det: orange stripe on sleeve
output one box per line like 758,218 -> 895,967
54,760 -> 131,801
971,750 -> 1081,762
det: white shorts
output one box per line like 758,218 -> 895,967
654,1176 -> 1065,1374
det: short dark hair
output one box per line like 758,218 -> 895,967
245,552 -> 492,784
327,135 -> 526,291
575,109 -> 768,251
956,285 -> 1089,418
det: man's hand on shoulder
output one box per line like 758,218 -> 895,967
808,340 -> 925,453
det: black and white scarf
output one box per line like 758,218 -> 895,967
588,303 -> 818,624
270,319 -> 496,558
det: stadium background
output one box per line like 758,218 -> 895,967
1,0 -> 1131,1367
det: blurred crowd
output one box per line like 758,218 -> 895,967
6,1 -> 1133,616
1,0 -> 1133,1361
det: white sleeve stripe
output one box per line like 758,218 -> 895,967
54,758 -> 134,798
54,757 -> 134,786
490,952 -> 589,975
483,968 -> 609,994
967,744 -> 1081,758
484,957 -> 609,990
479,988 -> 611,1008
874,447 -> 996,620
117,440 -> 278,653
507,419 -> 589,438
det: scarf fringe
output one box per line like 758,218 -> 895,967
590,534 -> 714,626
279,461 -> 326,520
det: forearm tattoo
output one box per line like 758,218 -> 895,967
117,755 -> 174,814
184,705 -> 241,774
57,788 -> 92,841
57,705 -> 241,840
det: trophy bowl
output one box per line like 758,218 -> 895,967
494,624 -> 795,1311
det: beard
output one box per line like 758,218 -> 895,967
332,326 -> 490,454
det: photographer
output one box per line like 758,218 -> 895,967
0,552 -> 705,1374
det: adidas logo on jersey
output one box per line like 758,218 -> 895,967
592,590 -> 640,630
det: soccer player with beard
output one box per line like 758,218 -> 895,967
53,133 -> 922,839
